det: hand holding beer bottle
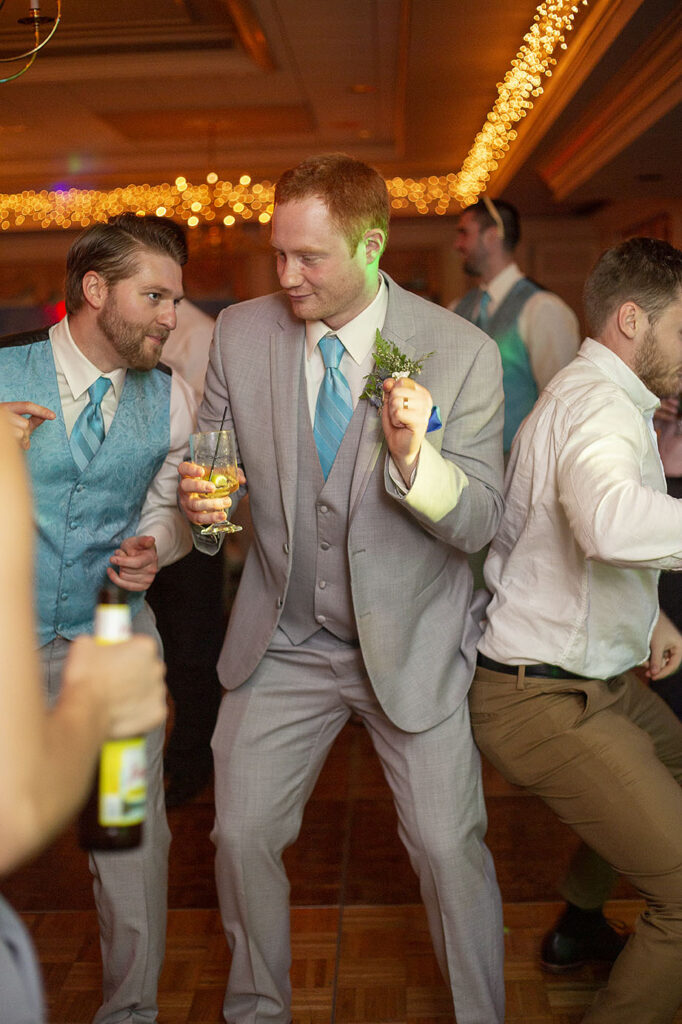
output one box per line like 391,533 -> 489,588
78,584 -> 163,851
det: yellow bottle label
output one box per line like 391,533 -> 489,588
98,738 -> 146,827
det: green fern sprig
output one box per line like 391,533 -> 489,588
361,329 -> 434,408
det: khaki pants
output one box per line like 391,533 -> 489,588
470,666 -> 682,1024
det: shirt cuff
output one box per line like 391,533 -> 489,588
388,454 -> 419,495
190,521 -> 224,554
142,509 -> 192,567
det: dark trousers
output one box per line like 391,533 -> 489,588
147,546 -> 226,771
654,476 -> 682,716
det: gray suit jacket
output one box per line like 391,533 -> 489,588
199,274 -> 504,732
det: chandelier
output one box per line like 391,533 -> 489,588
0,1 -> 61,84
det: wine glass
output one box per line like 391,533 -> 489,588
189,429 -> 243,535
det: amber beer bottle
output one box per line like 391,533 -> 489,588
77,585 -> 147,851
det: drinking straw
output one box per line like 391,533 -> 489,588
208,406 -> 229,482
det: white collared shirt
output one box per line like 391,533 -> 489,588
302,276 -> 414,489
49,317 -> 197,567
303,275 -> 388,421
479,337 -> 682,679
472,262 -> 580,389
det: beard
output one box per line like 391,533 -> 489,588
97,294 -> 168,372
461,239 -> 488,278
633,325 -> 682,399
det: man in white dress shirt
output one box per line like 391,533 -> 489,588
0,214 -> 196,1023
470,236 -> 682,1024
454,197 -> 580,453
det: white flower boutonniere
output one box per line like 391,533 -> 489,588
361,329 -> 434,409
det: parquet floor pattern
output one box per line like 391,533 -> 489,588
7,721 -> 681,1023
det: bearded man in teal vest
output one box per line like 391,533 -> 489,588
0,214 -> 196,1024
454,197 -> 580,453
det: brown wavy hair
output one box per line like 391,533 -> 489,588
65,213 -> 187,314
583,236 -> 682,335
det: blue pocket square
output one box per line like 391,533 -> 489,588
427,405 -> 442,432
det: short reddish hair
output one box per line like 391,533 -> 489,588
275,153 -> 389,254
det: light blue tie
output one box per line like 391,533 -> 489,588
70,376 -> 112,472
313,335 -> 353,480
476,290 -> 491,330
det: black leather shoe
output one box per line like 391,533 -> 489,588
541,905 -> 629,973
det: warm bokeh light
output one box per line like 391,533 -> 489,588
0,0 -> 588,231
453,0 -> 589,207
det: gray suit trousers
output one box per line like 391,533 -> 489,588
211,628 -> 505,1024
0,894 -> 45,1024
41,602 -> 170,1024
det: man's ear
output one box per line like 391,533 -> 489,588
364,228 -> 386,265
617,300 -> 641,340
81,270 -> 108,311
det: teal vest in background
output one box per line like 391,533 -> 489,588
0,330 -> 172,644
456,277 -> 542,451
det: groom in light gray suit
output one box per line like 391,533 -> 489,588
179,154 -> 506,1024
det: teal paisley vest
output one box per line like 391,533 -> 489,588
0,328 -> 171,644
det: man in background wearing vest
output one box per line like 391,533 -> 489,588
454,197 -> 580,454
0,214 -> 196,1023
179,153 -> 507,1024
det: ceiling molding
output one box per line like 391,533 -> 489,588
488,0 -> 645,195
0,16 -> 235,53
101,104 -> 314,141
538,5 -> 682,199
222,0 -> 275,71
3,47 -> 257,84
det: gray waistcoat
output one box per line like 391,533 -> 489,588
278,375 -> 367,645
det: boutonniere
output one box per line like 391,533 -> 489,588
361,329 -> 434,409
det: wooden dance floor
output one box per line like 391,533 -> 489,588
5,719 -> 676,1023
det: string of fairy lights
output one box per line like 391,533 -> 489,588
0,0 -> 588,233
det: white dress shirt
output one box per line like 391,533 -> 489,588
49,317 -> 197,567
471,262 -> 580,389
159,299 -> 216,403
479,337 -> 682,679
304,275 -> 388,419
303,275 -> 412,489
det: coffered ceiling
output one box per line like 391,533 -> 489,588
0,0 -> 679,218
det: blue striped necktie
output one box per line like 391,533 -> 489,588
70,376 -> 112,472
476,290 -> 491,330
313,335 -> 353,480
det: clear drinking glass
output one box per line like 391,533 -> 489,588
189,429 -> 243,536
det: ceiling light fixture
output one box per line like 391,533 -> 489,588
0,0 -> 587,228
0,1 -> 61,84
